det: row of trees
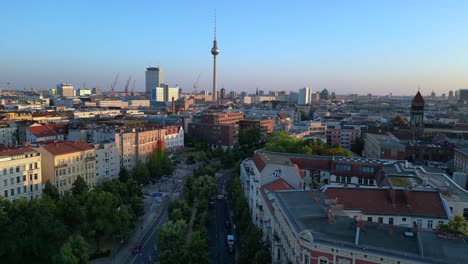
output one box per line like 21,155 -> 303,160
122,149 -> 174,185
156,162 -> 217,264
265,131 -> 352,156
0,166 -> 145,264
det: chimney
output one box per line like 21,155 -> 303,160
388,187 -> 396,208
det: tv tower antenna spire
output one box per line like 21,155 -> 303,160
211,9 -> 220,101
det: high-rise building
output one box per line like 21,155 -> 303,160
298,87 -> 312,104
211,14 -> 220,101
146,67 -> 164,97
220,87 -> 226,99
57,83 -> 74,97
410,91 -> 425,136
448,90 -> 454,100
151,85 -> 179,102
92,87 -> 102,96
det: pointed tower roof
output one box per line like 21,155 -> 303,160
412,91 -> 425,104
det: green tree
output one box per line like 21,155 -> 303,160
53,235 -> 89,264
183,231 -> 209,264
118,167 -> 130,182
157,220 -> 187,264
82,191 -> 119,251
147,149 -> 174,178
169,199 -> 191,223
192,175 -> 217,205
131,160 -> 150,184
58,192 -> 83,232
43,180 -> 60,200
239,126 -> 261,146
72,176 -> 89,196
439,216 -> 468,236
351,137 -> 365,156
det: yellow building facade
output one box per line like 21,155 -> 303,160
34,141 -> 96,195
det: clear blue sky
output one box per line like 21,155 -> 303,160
2,0 -> 468,95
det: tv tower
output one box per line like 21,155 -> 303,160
211,11 -> 220,101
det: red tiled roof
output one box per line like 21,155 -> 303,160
41,140 -> 94,156
391,116 -> 408,125
323,187 -> 447,218
260,178 -> 293,214
277,113 -> 289,120
0,147 -> 36,158
32,111 -> 59,118
252,153 -> 267,172
27,124 -> 56,138
45,123 -> 68,134
412,91 -> 425,104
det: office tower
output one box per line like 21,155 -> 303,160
211,14 -> 220,101
298,87 -> 312,104
220,87 -> 226,99
57,83 -> 74,97
146,67 -> 164,97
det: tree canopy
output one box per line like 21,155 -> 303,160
265,131 -> 351,156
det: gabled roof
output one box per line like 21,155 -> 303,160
323,187 -> 448,218
412,91 -> 425,104
277,113 -> 290,120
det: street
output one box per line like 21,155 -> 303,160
208,170 -> 236,264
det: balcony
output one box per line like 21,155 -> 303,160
55,163 -> 67,168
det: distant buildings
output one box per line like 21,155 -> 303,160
56,83 -> 74,97
298,87 -> 312,105
188,111 -> 244,147
454,147 -> 468,173
145,67 -> 164,97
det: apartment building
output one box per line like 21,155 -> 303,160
34,141 -> 96,195
0,147 -> 42,201
94,142 -> 120,183
115,128 -> 165,170
0,122 -> 17,146
164,125 -> 184,152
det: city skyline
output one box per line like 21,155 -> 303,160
2,1 -> 468,95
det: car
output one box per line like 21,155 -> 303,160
225,220 -> 231,228
217,194 -> 224,200
132,243 -> 142,254
209,201 -> 215,208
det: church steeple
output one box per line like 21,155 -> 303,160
410,90 -> 425,137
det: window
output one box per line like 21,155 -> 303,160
34,174 -> 38,180
463,208 -> 468,218
319,257 -> 329,264
389,218 -> 394,225
378,217 -> 383,223
336,164 -> 351,172
402,217 -> 406,222
4,190 -> 7,197
304,254 -> 310,264
367,217 -> 373,222
17,187 -> 20,194
3,179 -> 7,187
23,175 -> 26,182
16,166 -> 20,173
427,220 -> 433,229
16,176 -> 20,183
416,219 -> 422,227
10,168 -> 13,173
34,163 -> 38,169
11,189 -> 14,196
361,167 -> 374,173
10,178 -> 14,184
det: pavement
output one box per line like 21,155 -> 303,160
92,162 -> 197,264
208,170 -> 236,264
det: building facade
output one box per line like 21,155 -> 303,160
298,87 -> 312,105
0,147 -> 42,201
57,83 -> 74,97
94,142 -> 120,183
34,141 -> 96,195
146,67 -> 164,97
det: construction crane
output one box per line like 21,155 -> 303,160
123,76 -> 132,97
110,74 -> 119,97
193,73 -> 201,95
131,80 -> 136,96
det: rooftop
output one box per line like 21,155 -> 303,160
275,190 -> 468,264
0,147 -> 36,159
40,140 -> 94,156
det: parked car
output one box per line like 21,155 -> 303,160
209,200 -> 215,208
217,194 -> 224,200
225,220 -> 231,229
